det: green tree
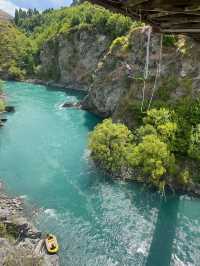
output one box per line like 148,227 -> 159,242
0,20 -> 35,79
188,124 -> 200,160
143,108 -> 177,147
27,8 -> 33,18
14,9 -> 19,25
89,119 -> 134,172
0,80 -> 5,112
127,134 -> 175,189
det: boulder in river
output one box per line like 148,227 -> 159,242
61,102 -> 81,108
5,106 -> 15,113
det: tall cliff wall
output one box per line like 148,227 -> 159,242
39,26 -> 112,90
82,27 -> 200,126
39,25 -> 200,127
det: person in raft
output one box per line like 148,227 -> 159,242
46,234 -> 56,250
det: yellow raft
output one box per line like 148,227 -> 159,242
45,234 -> 59,254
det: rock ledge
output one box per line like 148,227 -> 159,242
0,182 -> 59,266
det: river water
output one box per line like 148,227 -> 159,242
0,81 -> 199,266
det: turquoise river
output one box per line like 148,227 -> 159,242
0,81 -> 200,266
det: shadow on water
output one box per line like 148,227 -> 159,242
82,112 -> 102,131
146,195 -> 180,266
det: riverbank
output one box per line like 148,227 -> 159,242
25,79 -> 88,92
93,162 -> 200,198
16,79 -> 200,198
0,182 -> 59,266
1,80 -> 199,266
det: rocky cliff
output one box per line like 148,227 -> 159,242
0,183 -> 59,266
39,26 -> 112,90
82,26 -> 200,126
39,23 -> 200,127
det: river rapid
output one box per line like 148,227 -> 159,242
0,81 -> 199,266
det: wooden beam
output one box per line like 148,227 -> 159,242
160,18 -> 200,28
127,0 -> 149,8
148,11 -> 200,20
87,0 -> 200,39
162,28 -> 200,33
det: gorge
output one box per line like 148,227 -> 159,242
0,1 -> 200,265
0,81 -> 199,266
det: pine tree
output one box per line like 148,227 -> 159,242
14,9 -> 19,25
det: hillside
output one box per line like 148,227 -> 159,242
0,20 -> 34,80
9,2 -> 134,87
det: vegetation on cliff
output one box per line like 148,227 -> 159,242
0,80 -> 5,112
16,2 -> 132,41
0,20 -> 35,79
89,105 -> 200,192
0,2 -> 134,81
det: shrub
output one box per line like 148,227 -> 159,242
0,79 -> 4,93
70,14 -> 81,27
0,99 -> 5,112
163,34 -> 177,47
143,108 -> 177,147
0,223 -> 7,237
89,119 -> 134,172
127,134 -> 175,188
172,98 -> 200,154
144,108 -> 173,127
157,122 -> 177,143
110,36 -> 127,52
8,65 -> 26,80
188,124 -> 200,160
135,124 -> 157,142
156,76 -> 178,101
0,80 -> 5,112
105,13 -> 132,38
175,98 -> 200,125
178,169 -> 190,186
89,110 -> 176,190
0,21 -> 35,79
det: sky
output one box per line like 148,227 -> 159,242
0,0 -> 73,15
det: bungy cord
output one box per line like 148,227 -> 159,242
147,33 -> 163,110
141,26 -> 152,112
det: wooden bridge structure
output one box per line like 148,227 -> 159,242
88,0 -> 200,38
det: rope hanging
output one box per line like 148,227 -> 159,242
141,28 -> 163,112
147,33 -> 163,110
141,26 -> 151,112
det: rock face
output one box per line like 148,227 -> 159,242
39,24 -> 200,127
40,26 -> 112,90
5,106 -> 15,112
61,102 -> 81,108
82,26 -> 200,125
0,186 -> 59,266
82,26 -> 163,117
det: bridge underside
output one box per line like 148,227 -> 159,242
88,0 -> 200,38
